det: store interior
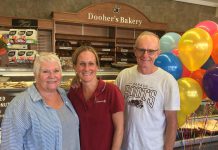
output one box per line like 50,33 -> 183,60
0,0 -> 218,149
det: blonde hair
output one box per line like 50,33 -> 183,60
33,52 -> 62,77
72,46 -> 100,67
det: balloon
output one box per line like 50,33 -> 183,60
178,77 -> 202,115
215,102 -> 218,110
201,56 -> 215,70
203,65 -> 218,102
177,111 -> 188,128
195,20 -> 218,36
171,48 -> 179,56
160,32 -> 181,53
171,49 -> 191,77
190,69 -> 207,99
178,28 -> 213,71
154,52 -> 182,79
211,30 -> 218,64
181,65 -> 191,78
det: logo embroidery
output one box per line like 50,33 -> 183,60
95,99 -> 106,103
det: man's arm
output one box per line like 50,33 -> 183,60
164,110 -> 178,150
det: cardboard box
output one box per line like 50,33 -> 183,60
26,29 -> 37,44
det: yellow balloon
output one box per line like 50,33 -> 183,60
178,77 -> 203,115
177,111 -> 188,128
178,28 -> 213,71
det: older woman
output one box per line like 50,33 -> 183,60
68,46 -> 124,150
1,52 -> 80,150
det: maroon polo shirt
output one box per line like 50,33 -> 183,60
68,80 -> 124,150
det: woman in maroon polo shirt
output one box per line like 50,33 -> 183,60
68,46 -> 124,150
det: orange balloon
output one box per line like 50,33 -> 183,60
190,69 -> 207,99
212,31 -> 218,64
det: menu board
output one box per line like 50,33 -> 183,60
0,92 -> 13,126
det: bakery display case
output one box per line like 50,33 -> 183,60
174,101 -> 218,149
0,67 -> 119,95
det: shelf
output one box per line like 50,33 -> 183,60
0,67 -> 120,77
175,135 -> 218,148
55,34 -> 115,43
116,38 -> 135,44
52,2 -> 167,69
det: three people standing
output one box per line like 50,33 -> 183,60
1,31 -> 180,150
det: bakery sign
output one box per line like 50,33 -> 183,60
84,3 -> 146,27
87,13 -> 142,26
0,92 -> 13,126
52,2 -> 167,30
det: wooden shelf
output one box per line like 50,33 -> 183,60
55,34 -> 115,43
116,38 -> 135,44
53,2 -> 167,68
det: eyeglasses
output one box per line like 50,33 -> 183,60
135,47 -> 159,56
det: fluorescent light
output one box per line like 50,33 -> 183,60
175,0 -> 218,7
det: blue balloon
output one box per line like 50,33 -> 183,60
155,52 -> 183,79
160,32 -> 181,53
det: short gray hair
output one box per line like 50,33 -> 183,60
33,52 -> 62,77
135,31 -> 160,49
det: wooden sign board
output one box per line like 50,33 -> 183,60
52,2 -> 167,30
12,19 -> 38,28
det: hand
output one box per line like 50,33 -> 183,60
71,74 -> 81,88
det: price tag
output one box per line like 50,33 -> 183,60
102,48 -> 111,52
0,92 -> 13,126
121,49 -> 128,52
121,58 -> 128,62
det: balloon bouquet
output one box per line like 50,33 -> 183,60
155,20 -> 218,131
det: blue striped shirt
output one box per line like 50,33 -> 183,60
0,84 -> 80,150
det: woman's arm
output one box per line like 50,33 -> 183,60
1,111 -> 24,150
111,111 -> 124,150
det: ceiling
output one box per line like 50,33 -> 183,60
175,0 -> 218,7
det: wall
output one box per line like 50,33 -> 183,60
0,0 -> 217,32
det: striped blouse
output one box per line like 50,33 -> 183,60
0,84 -> 80,150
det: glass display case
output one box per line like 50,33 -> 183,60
0,67 -> 119,95
174,100 -> 218,149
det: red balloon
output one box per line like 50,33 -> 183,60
190,69 -> 207,99
215,102 -> 218,110
171,48 -> 179,56
171,49 -> 191,78
182,65 -> 191,77
212,31 -> 218,64
195,20 -> 218,36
